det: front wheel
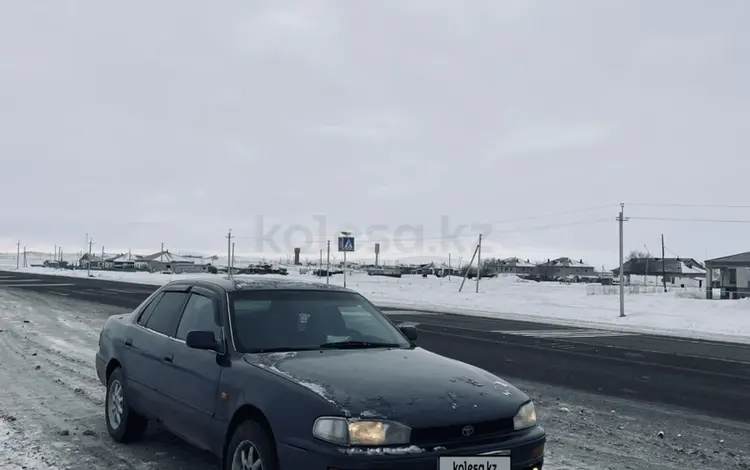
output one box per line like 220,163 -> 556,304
105,367 -> 148,442
225,421 -> 278,470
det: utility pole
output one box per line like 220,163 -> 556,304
448,253 -> 452,281
476,234 -> 483,293
459,243 -> 480,292
226,230 -> 233,279
661,234 -> 667,292
101,246 -> 105,269
326,240 -> 331,285
87,238 -> 93,277
54,244 -> 57,262
23,247 -> 27,268
617,203 -> 629,317
231,242 -> 236,271
16,240 -> 20,269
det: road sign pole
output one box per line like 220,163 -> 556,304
343,250 -> 347,288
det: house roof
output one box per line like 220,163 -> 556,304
499,257 -> 536,267
140,250 -> 195,264
705,251 -> 750,267
80,253 -> 120,262
611,257 -> 705,275
537,257 -> 594,268
112,253 -> 144,262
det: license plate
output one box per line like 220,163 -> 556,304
438,456 -> 511,470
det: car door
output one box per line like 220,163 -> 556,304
120,291 -> 169,415
156,287 -> 226,450
137,287 -> 192,418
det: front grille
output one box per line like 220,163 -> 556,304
410,417 -> 515,446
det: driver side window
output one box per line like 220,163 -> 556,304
175,293 -> 222,341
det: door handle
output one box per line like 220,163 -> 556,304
124,338 -> 133,347
163,353 -> 174,363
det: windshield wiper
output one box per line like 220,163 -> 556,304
318,340 -> 402,350
248,346 -> 320,353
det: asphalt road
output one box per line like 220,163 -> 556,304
2,269 -> 750,424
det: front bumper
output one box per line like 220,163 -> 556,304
278,425 -> 545,470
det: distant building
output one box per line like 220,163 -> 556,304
490,257 -> 537,276
79,253 -> 118,269
611,257 -> 706,288
704,251 -> 750,299
536,257 -> 595,280
109,253 -> 149,271
139,250 -> 197,273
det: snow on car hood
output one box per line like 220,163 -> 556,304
244,347 -> 529,428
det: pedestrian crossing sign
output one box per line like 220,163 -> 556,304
338,237 -> 355,252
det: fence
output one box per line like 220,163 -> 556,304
586,283 -> 707,299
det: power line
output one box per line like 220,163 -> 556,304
628,202 -> 750,209
488,203 -> 620,225
489,218 -> 611,236
235,218 -> 611,245
235,204 -> 621,243
629,216 -> 750,223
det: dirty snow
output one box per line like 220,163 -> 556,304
1,287 -> 749,469
340,444 -> 425,455
0,289 -> 217,470
8,267 -> 750,344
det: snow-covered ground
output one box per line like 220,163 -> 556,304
7,266 -> 750,344
1,288 -> 747,469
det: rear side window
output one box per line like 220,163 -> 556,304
137,293 -> 164,326
176,293 -> 222,341
145,292 -> 189,337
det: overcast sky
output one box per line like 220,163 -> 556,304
1,1 -> 748,266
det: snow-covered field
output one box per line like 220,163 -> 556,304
1,288 -> 748,470
7,266 -> 750,344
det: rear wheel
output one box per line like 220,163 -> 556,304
225,421 -> 278,470
105,367 -> 148,442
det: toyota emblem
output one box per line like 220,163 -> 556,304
461,425 -> 474,437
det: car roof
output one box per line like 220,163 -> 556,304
164,276 -> 353,294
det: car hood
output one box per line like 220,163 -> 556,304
244,347 -> 529,427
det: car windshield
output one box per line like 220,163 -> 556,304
228,289 -> 412,353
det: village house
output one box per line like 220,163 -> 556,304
79,253 -> 119,269
612,257 -> 706,288
491,257 -> 538,276
536,257 -> 595,280
704,251 -> 750,299
137,250 -> 196,273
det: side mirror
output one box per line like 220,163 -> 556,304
186,330 -> 218,351
398,324 -> 418,342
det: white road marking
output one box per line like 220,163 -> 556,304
0,282 -> 77,287
101,288 -> 144,294
0,279 -> 43,283
491,328 -> 637,338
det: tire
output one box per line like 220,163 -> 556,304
105,367 -> 148,442
225,421 -> 278,470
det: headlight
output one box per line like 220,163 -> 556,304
513,401 -> 537,430
313,417 -> 411,446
